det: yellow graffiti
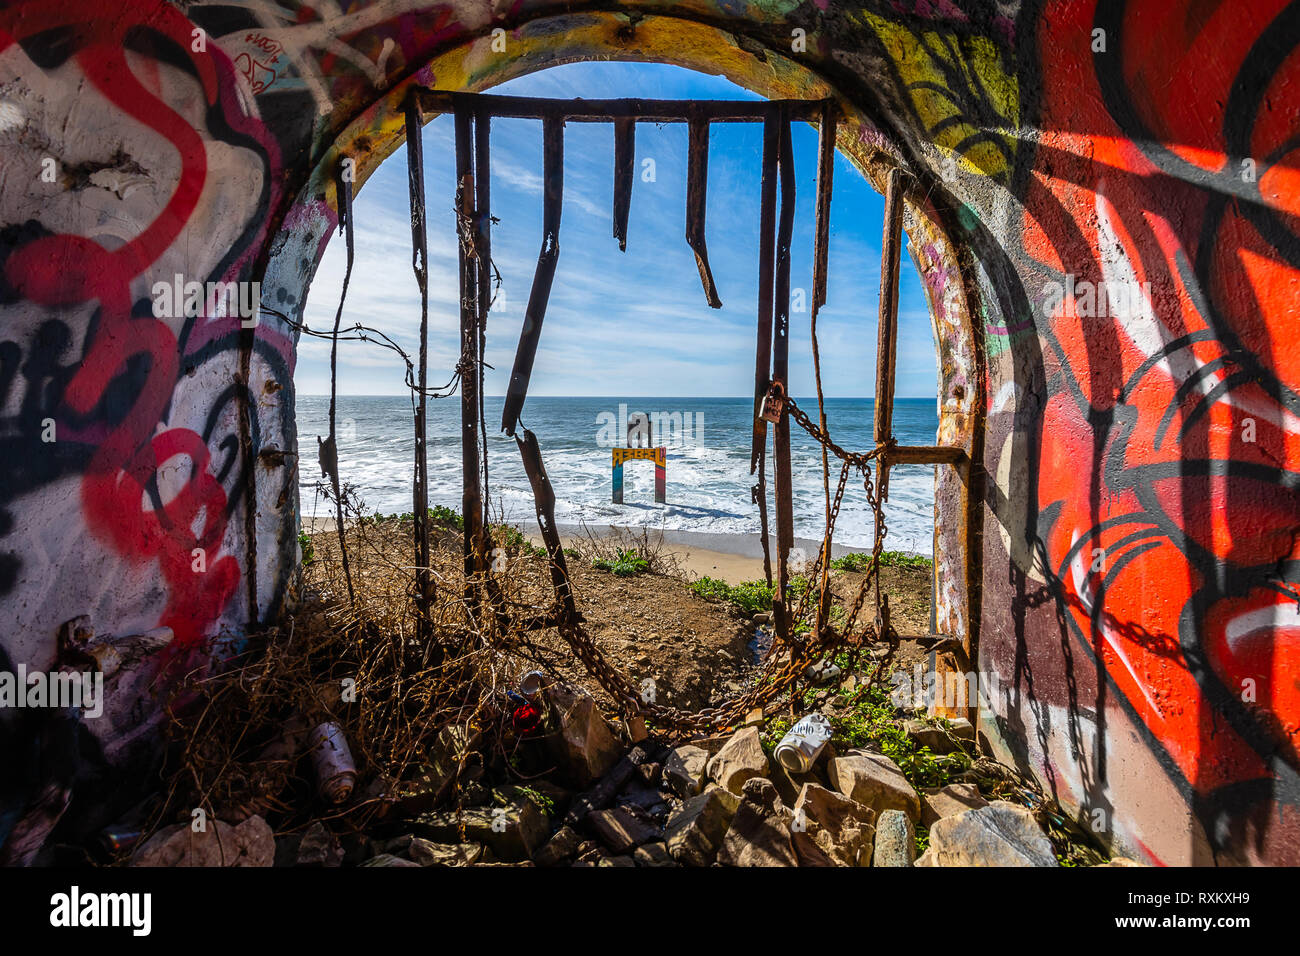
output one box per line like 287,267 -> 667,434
613,447 -> 666,467
861,11 -> 1018,180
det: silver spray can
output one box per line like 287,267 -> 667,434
773,712 -> 834,773
309,721 -> 357,804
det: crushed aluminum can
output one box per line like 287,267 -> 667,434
518,670 -> 546,703
98,826 -> 142,855
773,712 -> 834,774
309,721 -> 357,804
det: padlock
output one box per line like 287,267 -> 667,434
759,381 -> 786,423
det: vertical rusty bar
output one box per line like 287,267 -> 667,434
613,116 -> 635,251
475,107 -> 492,530
812,102 -> 836,314
455,97 -> 485,607
405,93 -> 432,631
772,112 -> 796,642
810,101 -> 837,628
875,166 -> 904,500
326,162 -> 355,605
502,115 -> 564,436
517,429 -> 576,623
686,117 -> 722,308
750,113 -> 780,474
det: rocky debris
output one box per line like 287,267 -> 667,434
828,751 -> 920,822
408,839 -> 482,866
872,810 -> 916,867
563,743 -> 657,826
133,816 -> 274,867
296,822 -> 344,867
915,802 -> 1058,867
768,758 -> 821,809
739,777 -> 783,817
717,800 -> 798,866
664,745 -> 710,798
1099,857 -> 1148,867
588,806 -> 660,854
792,784 -> 875,867
921,783 -> 988,828
706,726 -> 769,794
410,799 -> 548,862
633,842 -> 677,867
663,787 -> 741,866
361,853 -> 421,867
392,724 -> 483,815
546,683 -> 624,786
598,855 -> 637,867
533,825 -> 583,867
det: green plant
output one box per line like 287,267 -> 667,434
298,529 -> 314,566
593,548 -> 651,577
831,550 -> 933,572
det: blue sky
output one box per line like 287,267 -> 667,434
295,62 -> 939,398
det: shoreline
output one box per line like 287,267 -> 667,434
301,516 -> 911,585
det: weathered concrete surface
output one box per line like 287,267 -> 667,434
0,0 -> 1297,868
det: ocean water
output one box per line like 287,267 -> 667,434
296,395 -> 938,554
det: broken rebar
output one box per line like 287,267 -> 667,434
772,113 -> 796,643
613,116 -> 635,251
501,115 -> 564,437
686,117 -> 722,309
751,113 -> 781,588
516,428 -> 577,624
405,93 -> 433,630
874,166 -> 905,501
325,161 -> 356,605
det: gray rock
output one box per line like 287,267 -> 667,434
597,854 -> 637,867
532,825 -> 583,866
914,802 -> 1058,867
663,787 -> 741,867
587,806 -> 659,854
706,726 -> 770,794
360,853 -> 421,867
921,783 -> 988,828
828,751 -> 920,822
663,745 -> 710,798
633,842 -> 677,867
872,809 -> 916,867
740,777 -> 783,817
411,799 -> 547,862
716,801 -> 798,867
132,816 -> 274,867
545,683 -> 624,787
792,783 -> 876,867
408,839 -> 482,866
296,822 -> 343,867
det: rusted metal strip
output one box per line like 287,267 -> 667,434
613,116 -> 635,251
771,112 -> 796,642
474,106 -> 492,525
405,93 -> 433,628
812,101 -> 836,313
501,115 -> 564,437
686,117 -> 722,309
890,445 -> 966,465
327,162 -> 356,604
455,98 -> 486,603
874,167 -> 905,500
415,90 -> 828,123
750,113 -> 780,474
516,429 -> 577,623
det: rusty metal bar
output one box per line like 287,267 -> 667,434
415,89 -> 828,123
516,429 -> 577,624
325,162 -> 355,605
613,117 -> 635,251
890,445 -> 966,465
874,166 -> 905,499
405,93 -> 433,630
501,115 -> 564,437
750,114 -> 780,474
771,112 -> 796,642
686,117 -> 722,309
455,97 -> 486,605
474,106 -> 492,525
812,102 -> 837,313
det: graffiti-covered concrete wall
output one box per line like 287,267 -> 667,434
0,1 -> 1296,865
